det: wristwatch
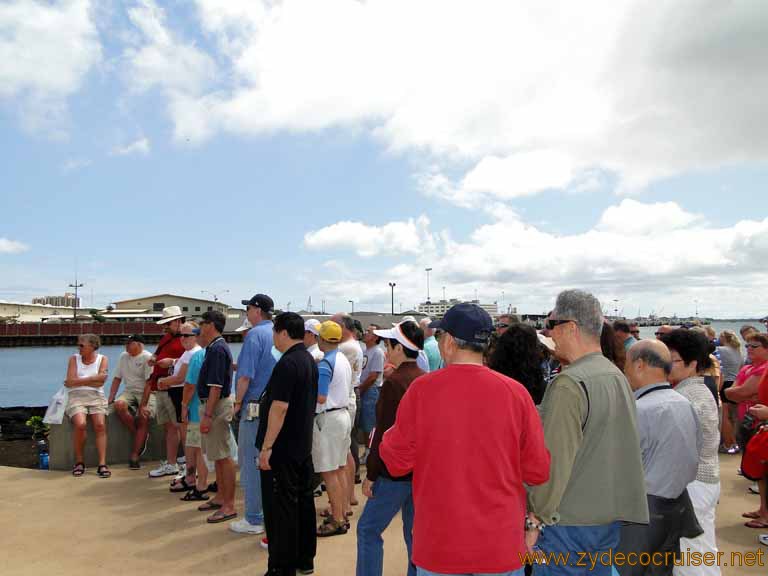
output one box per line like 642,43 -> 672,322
525,516 -> 544,532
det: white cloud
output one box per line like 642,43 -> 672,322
122,0 -> 767,202
0,238 -> 29,254
303,200 -> 768,317
0,0 -> 102,134
304,216 -> 435,258
111,137 -> 150,156
62,158 -> 92,172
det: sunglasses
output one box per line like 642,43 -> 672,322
181,333 -> 198,338
495,323 -> 509,329
630,330 -> 640,335
545,318 -> 575,331
746,343 -> 764,349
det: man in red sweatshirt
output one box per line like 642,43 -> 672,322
380,303 -> 550,576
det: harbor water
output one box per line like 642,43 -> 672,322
0,321 -> 760,407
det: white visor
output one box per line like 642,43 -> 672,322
374,323 -> 421,352
235,318 -> 252,332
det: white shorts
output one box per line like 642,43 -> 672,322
312,409 -> 352,473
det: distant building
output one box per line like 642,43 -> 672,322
111,293 -> 229,320
417,299 -> 499,318
33,292 -> 80,308
0,300 -> 79,322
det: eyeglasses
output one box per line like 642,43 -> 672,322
495,323 -> 509,329
545,318 -> 576,331
746,343 -> 763,349
630,331 -> 640,336
181,333 -> 197,338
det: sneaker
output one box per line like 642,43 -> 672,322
749,483 -> 760,495
727,444 -> 741,455
129,459 -> 141,470
173,465 -> 187,481
260,537 -> 269,550
148,461 -> 179,478
229,519 -> 265,535
176,456 -> 186,466
297,568 -> 314,575
759,534 -> 768,547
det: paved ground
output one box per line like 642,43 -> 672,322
0,454 -> 765,575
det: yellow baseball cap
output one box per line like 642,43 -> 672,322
317,320 -> 342,343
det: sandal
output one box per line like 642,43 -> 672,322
317,518 -> 348,537
320,509 -> 353,518
322,515 -> 350,530
170,477 -> 192,493
129,459 -> 140,470
198,501 -> 223,512
97,464 -> 112,479
72,462 -> 85,477
207,510 -> 237,524
743,511 -> 763,519
181,488 -> 210,502
745,519 -> 768,529
206,482 -> 218,493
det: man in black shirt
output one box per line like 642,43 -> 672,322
257,312 -> 319,576
197,310 -> 237,524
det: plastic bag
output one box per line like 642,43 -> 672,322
43,387 -> 69,425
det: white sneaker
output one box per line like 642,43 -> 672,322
260,537 -> 269,550
148,461 -> 179,478
749,483 -> 760,494
176,456 -> 186,466
173,464 -> 186,480
229,519 -> 265,535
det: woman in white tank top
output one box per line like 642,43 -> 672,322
64,333 -> 110,478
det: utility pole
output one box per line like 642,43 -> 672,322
613,299 -> 620,318
388,282 -> 396,315
348,300 -> 354,314
201,289 -> 230,303
425,267 -> 433,302
69,276 -> 84,322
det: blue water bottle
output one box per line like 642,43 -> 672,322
37,439 -> 49,470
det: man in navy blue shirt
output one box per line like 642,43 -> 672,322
196,310 -> 236,524
258,312 -> 319,576
230,293 -> 277,536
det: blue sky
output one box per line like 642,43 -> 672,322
2,0 -> 768,318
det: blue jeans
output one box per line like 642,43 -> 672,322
417,568 -> 524,576
238,416 -> 263,525
356,477 -> 415,576
533,523 -> 620,575
360,386 -> 380,434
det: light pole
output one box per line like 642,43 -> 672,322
442,286 -> 446,301
69,278 -> 84,322
425,267 -> 432,302
613,299 -> 619,318
694,299 -> 699,318
348,300 -> 354,314
388,282 -> 396,315
201,289 -> 230,303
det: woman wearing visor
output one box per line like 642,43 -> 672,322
356,321 -> 425,576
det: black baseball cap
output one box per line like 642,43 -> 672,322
126,334 -> 145,344
241,293 -> 274,313
429,303 -> 493,344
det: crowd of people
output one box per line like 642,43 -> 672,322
59,289 -> 768,575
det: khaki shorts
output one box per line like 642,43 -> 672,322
312,409 -> 352,473
186,423 -> 202,448
155,390 -> 178,425
115,388 -> 156,418
66,393 -> 108,418
200,396 -> 234,461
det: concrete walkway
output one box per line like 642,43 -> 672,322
0,454 -> 765,575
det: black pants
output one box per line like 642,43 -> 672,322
261,457 -> 317,575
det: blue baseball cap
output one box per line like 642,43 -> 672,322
428,303 -> 493,344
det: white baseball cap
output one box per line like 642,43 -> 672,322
304,318 -> 321,336
374,323 -> 421,352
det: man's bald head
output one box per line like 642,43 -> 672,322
655,325 -> 674,338
625,339 -> 673,390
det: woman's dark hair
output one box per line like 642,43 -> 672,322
487,324 -> 545,404
274,312 -> 305,340
659,329 -> 712,370
601,321 -> 625,371
387,321 -> 424,360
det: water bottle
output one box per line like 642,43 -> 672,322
37,439 -> 49,470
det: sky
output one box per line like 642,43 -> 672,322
2,0 -> 768,319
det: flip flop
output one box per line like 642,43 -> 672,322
207,511 -> 237,524
744,519 -> 768,529
743,511 -> 762,519
198,501 -> 223,512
